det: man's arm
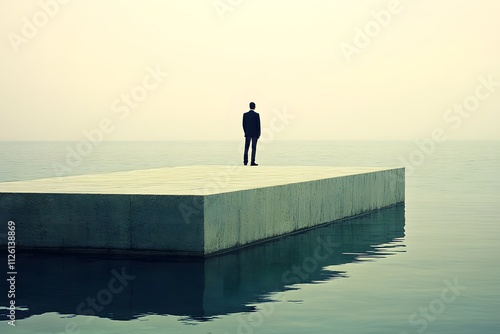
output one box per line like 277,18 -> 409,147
256,114 -> 261,138
242,113 -> 247,136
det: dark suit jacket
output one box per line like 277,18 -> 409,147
242,110 -> 261,138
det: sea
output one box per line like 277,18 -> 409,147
0,140 -> 499,334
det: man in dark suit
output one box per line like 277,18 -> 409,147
242,102 -> 261,166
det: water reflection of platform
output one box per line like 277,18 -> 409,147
0,205 -> 405,322
0,166 -> 404,255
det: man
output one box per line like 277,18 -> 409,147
242,102 -> 261,166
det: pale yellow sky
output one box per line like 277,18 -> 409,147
0,0 -> 499,140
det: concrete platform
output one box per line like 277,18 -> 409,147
0,166 -> 405,256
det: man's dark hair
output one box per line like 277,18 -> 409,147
249,102 -> 255,110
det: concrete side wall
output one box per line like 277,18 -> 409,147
203,168 -> 404,254
0,193 -> 205,254
0,193 -> 132,249
130,195 -> 204,253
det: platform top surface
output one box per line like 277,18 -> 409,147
0,166 -> 402,195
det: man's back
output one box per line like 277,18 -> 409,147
243,110 -> 261,138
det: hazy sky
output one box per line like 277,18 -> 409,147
1,0 -> 499,141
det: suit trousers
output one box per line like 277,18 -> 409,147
244,137 -> 258,164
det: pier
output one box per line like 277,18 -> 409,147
0,166 -> 405,256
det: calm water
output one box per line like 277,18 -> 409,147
0,141 -> 499,333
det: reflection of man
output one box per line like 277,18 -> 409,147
242,102 -> 261,166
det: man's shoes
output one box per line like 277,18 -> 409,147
244,162 -> 248,166
251,162 -> 258,166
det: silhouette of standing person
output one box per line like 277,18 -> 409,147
242,102 -> 261,166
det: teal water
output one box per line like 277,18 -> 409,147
0,141 -> 499,333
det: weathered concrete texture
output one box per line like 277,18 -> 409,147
203,167 -> 404,254
0,166 -> 404,256
0,193 -> 204,254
